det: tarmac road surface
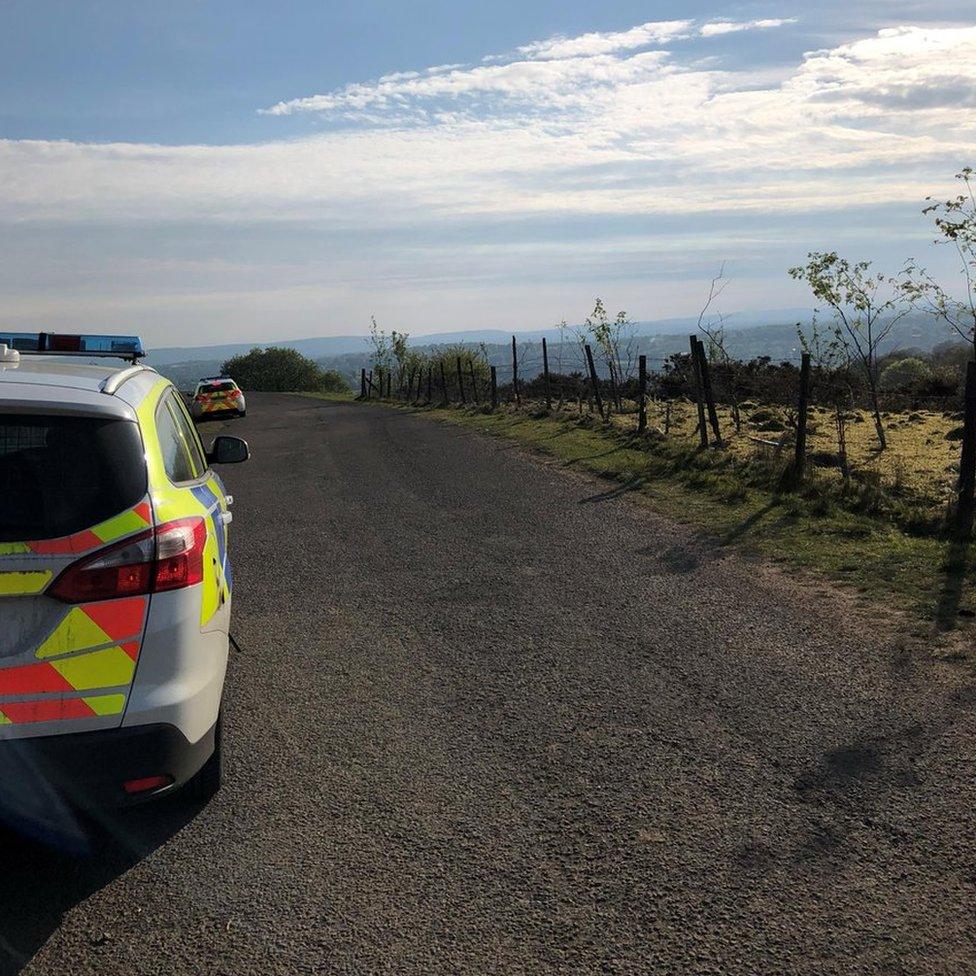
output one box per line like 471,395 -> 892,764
5,393 -> 976,975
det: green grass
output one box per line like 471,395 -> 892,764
350,397 -> 976,628
294,390 -> 356,404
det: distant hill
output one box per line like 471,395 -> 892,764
147,310 -> 956,390
146,308 -> 815,387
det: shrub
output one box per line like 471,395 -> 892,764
222,347 -> 349,393
879,357 -> 933,392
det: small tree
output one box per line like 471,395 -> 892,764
909,167 -> 976,358
696,263 -> 741,430
585,298 -> 636,412
391,329 -> 410,390
369,316 -> 393,387
789,252 -> 912,450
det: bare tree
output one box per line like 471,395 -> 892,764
907,166 -> 976,359
789,252 -> 912,451
695,263 -> 742,430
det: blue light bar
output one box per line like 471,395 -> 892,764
0,331 -> 145,361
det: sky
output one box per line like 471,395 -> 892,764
1,0 -> 975,347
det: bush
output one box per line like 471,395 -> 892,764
221,347 -> 349,393
879,357 -> 933,392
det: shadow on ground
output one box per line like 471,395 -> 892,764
0,796 -> 202,975
935,529 -> 973,632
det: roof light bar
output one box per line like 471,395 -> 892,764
0,332 -> 146,363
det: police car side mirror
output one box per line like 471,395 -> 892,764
208,435 -> 250,465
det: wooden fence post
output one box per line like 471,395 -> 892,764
456,356 -> 466,404
956,359 -> 976,536
637,354 -> 647,433
688,335 -> 708,447
542,336 -> 552,411
512,336 -> 521,408
468,359 -> 479,404
440,361 -> 449,405
490,365 -> 498,410
367,369 -> 374,398
794,352 -> 811,480
584,344 -> 605,419
360,368 -> 367,400
695,338 -> 722,446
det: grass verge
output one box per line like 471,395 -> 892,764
348,397 -> 976,629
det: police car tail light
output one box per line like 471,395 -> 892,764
153,517 -> 206,592
50,517 -> 206,602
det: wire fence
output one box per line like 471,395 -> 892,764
358,336 -> 976,539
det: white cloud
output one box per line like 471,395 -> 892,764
512,20 -> 693,60
4,24 -> 974,230
700,18 -> 797,37
261,17 -> 792,118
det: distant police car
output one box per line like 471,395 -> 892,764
0,331 -> 248,810
191,377 -> 246,420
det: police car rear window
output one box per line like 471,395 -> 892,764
0,415 -> 147,542
201,382 -> 236,393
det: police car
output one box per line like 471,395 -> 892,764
191,377 -> 246,420
0,332 -> 248,811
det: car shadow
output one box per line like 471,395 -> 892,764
0,795 -> 203,975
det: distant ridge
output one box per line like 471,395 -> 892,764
145,308 -> 815,367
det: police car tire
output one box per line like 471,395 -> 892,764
238,409 -> 246,417
188,712 -> 223,801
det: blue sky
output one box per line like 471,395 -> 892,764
1,1 -> 974,346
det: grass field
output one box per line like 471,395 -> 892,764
614,398 -> 962,521
325,390 -> 975,639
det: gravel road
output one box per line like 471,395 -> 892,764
6,393 -> 976,975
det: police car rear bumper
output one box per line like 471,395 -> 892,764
0,720 -> 215,809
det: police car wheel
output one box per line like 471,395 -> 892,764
238,409 -> 246,417
188,713 -> 223,801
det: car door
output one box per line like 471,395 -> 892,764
154,389 -> 233,629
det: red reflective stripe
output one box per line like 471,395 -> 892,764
83,597 -> 147,642
29,530 -> 102,555
120,641 -> 140,661
134,501 -> 152,524
1,698 -> 95,724
0,663 -> 72,695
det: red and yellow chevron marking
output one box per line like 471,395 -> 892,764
0,694 -> 125,725
0,644 -> 135,693
17,501 -> 152,557
34,596 -> 147,660
0,596 -> 147,725
198,398 -> 235,413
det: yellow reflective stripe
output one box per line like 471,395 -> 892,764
36,609 -> 113,660
92,508 -> 149,543
199,512 -> 222,625
82,693 -> 126,716
0,571 -> 52,596
50,646 -> 135,691
0,543 -> 30,556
